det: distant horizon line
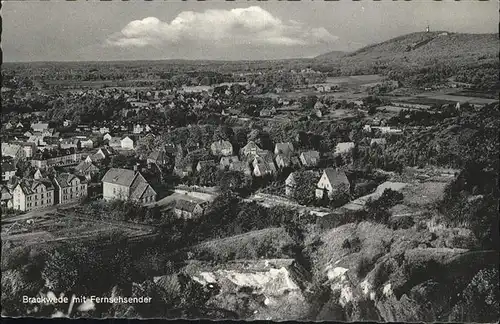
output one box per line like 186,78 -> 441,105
4,30 -> 497,64
2,56 -> 321,65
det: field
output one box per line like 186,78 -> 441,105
326,74 -> 384,85
419,94 -> 498,105
1,211 -> 156,246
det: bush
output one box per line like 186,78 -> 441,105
356,256 -> 374,279
342,237 -> 361,253
389,215 -> 415,230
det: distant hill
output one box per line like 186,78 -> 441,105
317,32 -> 498,63
314,50 -> 347,61
313,32 -> 499,89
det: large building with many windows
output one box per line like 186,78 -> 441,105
11,178 -> 54,211
101,168 -> 157,204
53,173 -> 88,205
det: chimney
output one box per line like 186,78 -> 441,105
133,163 -> 139,172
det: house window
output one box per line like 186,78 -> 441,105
35,195 -> 38,200
34,202 -> 37,206
41,193 -> 44,198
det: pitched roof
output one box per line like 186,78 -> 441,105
121,135 -> 135,142
323,168 -> 350,187
31,123 -> 49,131
241,141 -> 263,156
129,173 -> 155,200
211,140 -> 233,152
220,156 -> 240,165
301,151 -> 320,165
1,143 -> 22,157
370,138 -> 387,145
75,161 -> 98,173
335,142 -> 355,155
2,162 -> 17,173
175,199 -> 202,213
230,161 -> 251,173
197,160 -> 216,168
1,185 -> 12,201
147,150 -> 167,163
275,142 -> 294,155
55,173 -> 86,189
17,178 -> 54,195
101,168 -> 137,187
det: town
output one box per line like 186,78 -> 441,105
1,5 -> 499,322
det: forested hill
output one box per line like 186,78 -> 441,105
314,50 -> 347,61
314,32 -> 499,89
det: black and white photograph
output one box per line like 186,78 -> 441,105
1,0 -> 499,321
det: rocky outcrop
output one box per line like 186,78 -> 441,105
183,259 -> 311,320
310,221 -> 499,322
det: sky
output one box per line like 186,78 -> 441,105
2,0 -> 498,62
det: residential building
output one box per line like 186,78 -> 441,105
60,138 -> 81,150
74,161 -> 99,181
219,156 -> 240,170
240,141 -> 264,158
1,185 -> 13,208
300,151 -> 320,167
315,168 -> 350,200
31,122 -> 49,133
108,137 -> 122,148
2,162 -> 17,182
133,124 -> 144,134
33,169 -> 43,180
372,126 -> 403,135
335,142 -> 355,156
31,152 -> 90,169
103,133 -> 113,141
53,173 -> 88,205
253,163 -> 274,177
274,142 -> 294,156
285,172 -> 297,197
121,136 -> 135,150
370,138 -> 387,147
210,140 -> 234,157
196,160 -> 216,172
229,161 -> 252,176
89,147 -> 115,162
2,143 -> 26,162
12,178 -> 55,211
275,154 -> 292,169
99,127 -> 110,134
102,168 -> 156,204
80,138 -> 94,149
173,199 -> 207,219
251,152 -> 277,175
147,150 -> 169,166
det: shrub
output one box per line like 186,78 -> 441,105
389,215 -> 415,230
356,255 -> 374,279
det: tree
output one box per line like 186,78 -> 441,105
293,171 -> 318,206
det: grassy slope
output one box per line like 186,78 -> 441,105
189,227 -> 296,261
317,32 -> 498,64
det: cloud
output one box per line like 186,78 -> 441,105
106,6 -> 338,48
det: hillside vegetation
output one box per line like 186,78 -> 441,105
315,32 -> 499,89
